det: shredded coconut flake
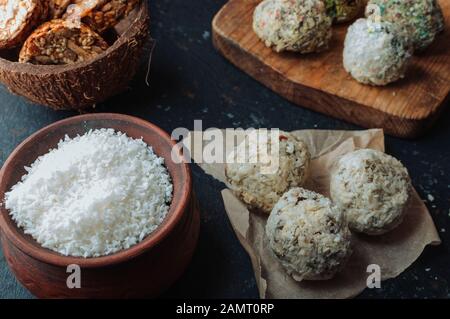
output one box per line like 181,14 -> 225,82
5,128 -> 173,258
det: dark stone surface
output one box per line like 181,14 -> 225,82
0,0 -> 449,299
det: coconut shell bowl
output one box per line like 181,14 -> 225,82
0,113 -> 200,298
0,2 -> 149,110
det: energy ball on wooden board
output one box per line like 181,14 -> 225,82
0,0 -> 48,49
366,0 -> 445,51
19,19 -> 109,65
65,0 -> 140,34
324,0 -> 365,23
252,0 -> 333,53
266,188 -> 352,281
343,18 -> 412,86
47,0 -> 73,19
330,149 -> 412,235
225,130 -> 310,214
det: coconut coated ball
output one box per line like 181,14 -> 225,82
225,130 -> 310,214
253,0 -> 333,53
266,188 -> 352,281
366,0 -> 445,51
343,18 -> 412,86
330,149 -> 412,235
325,0 -> 365,23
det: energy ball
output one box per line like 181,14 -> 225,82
343,18 -> 412,86
330,149 -> 412,235
253,0 -> 333,53
0,0 -> 48,49
266,188 -> 352,281
325,0 -> 365,23
19,19 -> 109,65
366,0 -> 445,51
225,130 -> 310,214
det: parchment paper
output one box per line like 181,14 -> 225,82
188,129 -> 441,299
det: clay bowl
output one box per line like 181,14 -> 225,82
0,113 -> 200,298
0,2 -> 149,110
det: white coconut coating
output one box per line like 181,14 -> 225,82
366,0 -> 445,51
225,131 -> 310,214
266,188 -> 352,281
253,0 -> 333,53
330,149 -> 412,235
343,18 -> 412,86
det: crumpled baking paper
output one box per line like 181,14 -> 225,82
188,129 -> 440,299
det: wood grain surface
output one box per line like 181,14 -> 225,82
212,0 -> 450,138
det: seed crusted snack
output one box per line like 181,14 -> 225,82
48,0 -> 73,19
330,149 -> 412,235
0,0 -> 48,49
19,19 -> 109,65
266,188 -> 352,281
225,130 -> 311,214
343,18 -> 412,86
366,0 -> 445,51
325,0 -> 365,23
65,0 -> 140,33
253,0 -> 333,53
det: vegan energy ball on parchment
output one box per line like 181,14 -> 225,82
325,0 -> 365,23
366,0 -> 445,51
330,149 -> 412,235
19,19 -> 109,65
212,129 -> 440,298
65,0 -> 141,33
266,188 -> 352,281
343,18 -> 412,86
225,130 -> 310,214
0,0 -> 48,49
253,0 -> 333,53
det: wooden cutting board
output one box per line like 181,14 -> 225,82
212,0 -> 450,138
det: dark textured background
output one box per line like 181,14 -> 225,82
0,0 -> 449,299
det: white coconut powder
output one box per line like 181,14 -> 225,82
5,128 -> 173,258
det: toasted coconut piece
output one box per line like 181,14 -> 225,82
48,0 -> 73,18
0,0 -> 48,49
19,19 -> 109,65
65,0 -> 140,33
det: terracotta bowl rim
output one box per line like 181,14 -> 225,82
0,113 -> 192,268
0,1 -> 148,75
